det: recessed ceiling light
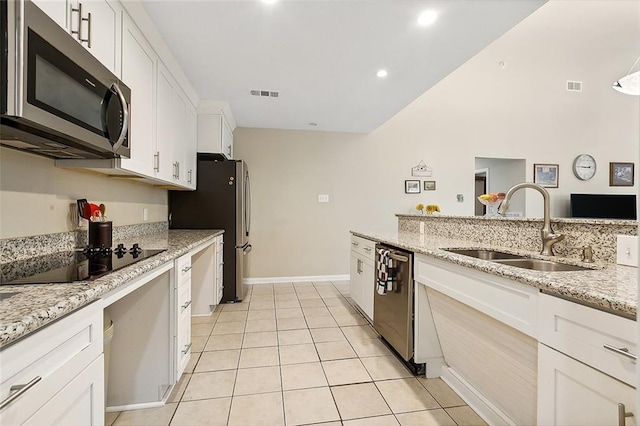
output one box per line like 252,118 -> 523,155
417,10 -> 438,26
376,69 -> 388,78
262,0 -> 278,4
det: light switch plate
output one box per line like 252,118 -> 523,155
616,235 -> 638,267
143,208 -> 149,221
318,194 -> 329,203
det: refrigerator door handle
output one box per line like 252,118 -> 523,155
245,169 -> 252,237
243,244 -> 252,255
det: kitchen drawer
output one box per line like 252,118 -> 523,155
178,280 -> 192,316
176,311 -> 191,375
538,293 -> 636,387
415,254 -> 538,337
350,235 -> 376,260
176,254 -> 192,286
0,304 -> 103,424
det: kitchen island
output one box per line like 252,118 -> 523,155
352,229 -> 637,318
351,221 -> 637,426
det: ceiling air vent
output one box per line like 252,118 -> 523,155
566,80 -> 582,92
250,90 -> 279,98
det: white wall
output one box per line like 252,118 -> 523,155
0,148 -> 167,239
234,0 -> 640,279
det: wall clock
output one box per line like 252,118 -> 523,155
573,154 -> 597,180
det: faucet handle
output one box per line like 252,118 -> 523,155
569,245 -> 595,263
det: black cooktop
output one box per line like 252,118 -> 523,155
1,244 -> 166,285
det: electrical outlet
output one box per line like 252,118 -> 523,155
143,208 -> 149,221
318,194 -> 329,203
616,235 -> 638,267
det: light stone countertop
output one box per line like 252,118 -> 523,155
0,229 -> 223,349
352,230 -> 637,319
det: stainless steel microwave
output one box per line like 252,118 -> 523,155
1,0 -> 130,159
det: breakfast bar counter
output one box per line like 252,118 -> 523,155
352,230 -> 637,318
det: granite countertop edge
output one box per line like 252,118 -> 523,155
351,230 -> 637,319
0,229 -> 224,349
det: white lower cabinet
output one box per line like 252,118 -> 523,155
0,303 -> 104,425
349,235 -> 375,322
174,254 -> 192,378
215,236 -> 224,304
189,235 -> 224,317
538,343 -> 636,426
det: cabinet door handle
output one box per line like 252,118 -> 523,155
357,259 -> 363,274
154,152 -> 160,172
182,343 -> 192,354
0,376 -> 42,410
188,169 -> 193,184
176,161 -> 180,179
70,3 -> 83,41
603,344 -> 637,360
618,403 -> 634,426
182,265 -> 192,273
181,300 -> 192,310
85,11 -> 92,48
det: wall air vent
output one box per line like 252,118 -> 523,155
566,80 -> 582,92
250,90 -> 279,98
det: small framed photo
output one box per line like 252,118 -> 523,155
405,180 -> 421,194
610,162 -> 634,186
533,164 -> 559,188
424,181 -> 436,191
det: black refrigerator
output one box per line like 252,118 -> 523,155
169,154 -> 251,302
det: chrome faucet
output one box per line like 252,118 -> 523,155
497,182 -> 565,256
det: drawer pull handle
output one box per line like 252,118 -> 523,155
363,247 -> 372,252
182,300 -> 192,310
603,344 -> 637,360
0,376 -> 42,410
351,242 -> 359,246
618,403 -> 634,426
182,266 -> 192,273
182,343 -> 192,354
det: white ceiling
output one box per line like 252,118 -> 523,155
141,0 -> 547,133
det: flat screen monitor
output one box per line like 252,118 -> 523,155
570,194 -> 637,220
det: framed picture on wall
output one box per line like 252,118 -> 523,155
533,164 -> 559,188
610,162 -> 634,186
424,181 -> 436,191
405,180 -> 421,194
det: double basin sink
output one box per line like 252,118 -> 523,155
445,249 -> 591,271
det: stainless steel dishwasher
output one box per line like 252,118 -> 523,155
373,243 -> 424,375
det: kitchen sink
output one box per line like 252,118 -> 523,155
445,248 -> 524,260
445,248 -> 591,271
491,258 -> 589,272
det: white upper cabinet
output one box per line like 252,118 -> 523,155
156,62 -> 177,183
32,0 -> 121,76
72,0 -> 122,76
184,104 -> 197,189
157,61 -> 197,189
197,105 -> 235,159
119,13 -> 156,178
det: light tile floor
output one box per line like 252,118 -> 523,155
106,281 -> 487,426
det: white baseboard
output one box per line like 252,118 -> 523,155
106,400 -> 164,412
243,274 -> 349,285
440,366 -> 513,426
